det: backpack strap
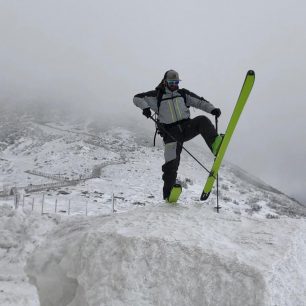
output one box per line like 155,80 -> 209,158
157,89 -> 164,114
153,113 -> 159,146
177,88 -> 189,108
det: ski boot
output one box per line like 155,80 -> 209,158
211,134 -> 224,156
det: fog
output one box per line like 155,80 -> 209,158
0,0 -> 305,203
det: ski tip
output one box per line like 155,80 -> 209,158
200,191 -> 210,201
247,70 -> 255,76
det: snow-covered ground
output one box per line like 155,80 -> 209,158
0,205 -> 57,305
1,111 -> 305,305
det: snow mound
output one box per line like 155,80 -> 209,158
26,205 -> 306,306
0,204 -> 58,306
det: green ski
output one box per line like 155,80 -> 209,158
167,184 -> 182,203
201,70 -> 255,201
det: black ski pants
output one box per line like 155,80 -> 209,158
162,115 -> 217,199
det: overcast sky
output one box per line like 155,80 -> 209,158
0,0 -> 305,203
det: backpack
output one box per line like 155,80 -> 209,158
153,88 -> 189,146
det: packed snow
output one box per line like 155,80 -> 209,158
1,109 -> 306,305
26,206 -> 306,306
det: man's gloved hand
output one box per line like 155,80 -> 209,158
211,108 -> 221,118
142,107 -> 151,118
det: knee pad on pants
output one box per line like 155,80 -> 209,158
164,142 -> 177,163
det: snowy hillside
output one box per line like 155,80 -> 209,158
1,110 -> 306,305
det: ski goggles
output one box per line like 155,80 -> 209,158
167,80 -> 180,85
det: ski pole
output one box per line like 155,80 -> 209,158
149,115 -> 211,174
215,116 -> 220,213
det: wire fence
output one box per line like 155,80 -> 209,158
4,192 -> 118,216
0,161 -> 124,215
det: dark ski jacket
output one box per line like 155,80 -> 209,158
133,87 -> 216,125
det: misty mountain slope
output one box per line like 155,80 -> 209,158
0,114 -> 305,217
1,115 -> 306,305
0,120 -> 120,187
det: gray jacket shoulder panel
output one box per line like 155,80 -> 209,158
182,88 -> 216,113
134,90 -> 157,99
133,90 -> 158,112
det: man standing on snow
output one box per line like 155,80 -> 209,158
133,70 -> 223,201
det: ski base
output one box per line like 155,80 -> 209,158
201,70 -> 255,201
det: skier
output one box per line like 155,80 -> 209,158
133,70 -> 223,201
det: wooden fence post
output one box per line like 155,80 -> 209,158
112,193 -> 115,213
68,200 -> 71,215
41,193 -> 45,215
32,198 -> 34,211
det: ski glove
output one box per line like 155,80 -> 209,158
211,108 -> 221,118
142,107 -> 152,118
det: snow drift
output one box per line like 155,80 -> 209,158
0,204 -> 57,306
26,205 -> 306,306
